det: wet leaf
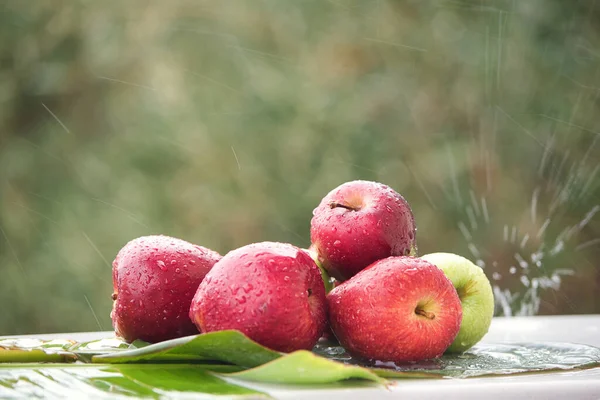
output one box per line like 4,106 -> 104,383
69,338 -> 146,363
3,331 -> 600,387
226,350 -> 385,384
0,339 -> 77,363
92,330 -> 281,367
0,364 -> 266,399
92,331 -> 386,384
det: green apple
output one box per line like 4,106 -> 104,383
421,252 -> 494,353
304,246 -> 334,293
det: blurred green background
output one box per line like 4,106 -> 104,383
1,1 -> 599,335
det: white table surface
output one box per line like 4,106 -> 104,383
3,315 -> 600,400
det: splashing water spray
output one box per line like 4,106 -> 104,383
454,136 -> 598,317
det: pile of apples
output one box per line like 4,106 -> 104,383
110,181 -> 495,363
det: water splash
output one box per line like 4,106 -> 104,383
455,142 -> 598,317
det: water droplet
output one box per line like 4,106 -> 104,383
170,260 -> 177,265
175,268 -> 181,273
156,260 -> 167,271
243,283 -> 254,293
284,276 -> 290,281
139,300 -> 143,307
333,240 -> 341,247
331,227 -> 337,233
190,260 -> 196,265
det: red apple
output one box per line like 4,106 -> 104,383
310,180 -> 417,281
189,242 -> 327,353
111,235 -> 221,343
327,256 -> 462,362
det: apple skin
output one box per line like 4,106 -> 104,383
310,180 -> 417,281
327,256 -> 462,363
421,252 -> 495,353
189,242 -> 327,353
111,235 -> 222,343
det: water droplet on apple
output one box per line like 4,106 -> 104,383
331,227 -> 337,233
175,268 -> 181,273
156,260 -> 167,271
164,278 -> 169,284
284,276 -> 290,281
333,240 -> 341,247
139,300 -> 143,307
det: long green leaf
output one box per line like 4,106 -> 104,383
92,330 -> 281,368
226,350 -> 385,384
4,331 -> 600,385
0,364 -> 267,399
0,339 -> 77,363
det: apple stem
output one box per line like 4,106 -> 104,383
329,201 -> 360,211
415,309 -> 435,320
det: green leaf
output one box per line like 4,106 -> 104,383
69,338 -> 146,363
4,331 -> 600,386
0,339 -> 77,363
91,332 -> 386,385
0,364 -> 266,398
226,350 -> 385,384
92,330 -> 281,368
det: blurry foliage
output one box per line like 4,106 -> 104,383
0,0 -> 599,334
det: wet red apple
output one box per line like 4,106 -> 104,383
189,242 -> 327,353
327,256 -> 462,362
111,235 -> 221,343
310,180 -> 417,281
